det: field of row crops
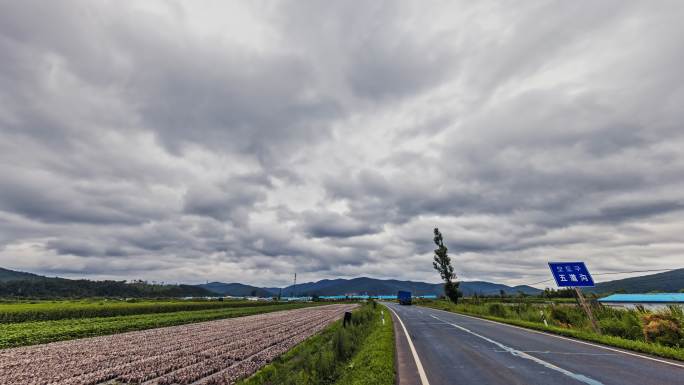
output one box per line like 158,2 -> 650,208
0,299 -> 284,323
0,302 -> 320,349
0,304 -> 356,385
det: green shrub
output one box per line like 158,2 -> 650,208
641,307 -> 683,347
333,327 -> 354,362
519,307 -> 546,323
594,307 -> 643,341
668,305 -> 684,324
618,311 -> 643,341
487,303 -> 507,318
600,316 -> 642,341
549,306 -> 586,328
511,302 -> 530,314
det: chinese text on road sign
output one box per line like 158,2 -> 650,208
548,262 -> 595,287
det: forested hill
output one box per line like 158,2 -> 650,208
590,268 -> 684,294
0,267 -> 43,282
0,268 -> 213,298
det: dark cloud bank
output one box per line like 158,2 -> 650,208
1,1 -> 683,287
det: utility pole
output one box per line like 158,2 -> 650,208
292,273 -> 297,298
574,287 -> 601,335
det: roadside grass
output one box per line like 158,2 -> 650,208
0,302 -> 320,349
238,301 -> 395,385
460,297 -> 578,304
420,300 -> 684,362
334,305 -> 395,385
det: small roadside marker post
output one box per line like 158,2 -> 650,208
548,262 -> 602,335
343,311 -> 352,328
539,310 -> 548,327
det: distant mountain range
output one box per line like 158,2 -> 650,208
199,269 -> 684,297
1,266 -> 682,298
196,277 -> 540,297
197,282 -> 275,297
266,277 -> 541,297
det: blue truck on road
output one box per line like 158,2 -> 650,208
398,290 -> 412,305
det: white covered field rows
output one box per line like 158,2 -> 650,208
0,304 -> 357,385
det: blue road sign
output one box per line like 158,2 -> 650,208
548,262 -> 595,287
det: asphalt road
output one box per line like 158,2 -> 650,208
384,302 -> 683,385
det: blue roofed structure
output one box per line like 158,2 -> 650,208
598,293 -> 684,310
599,293 -> 684,303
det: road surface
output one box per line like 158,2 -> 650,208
384,302 -> 683,385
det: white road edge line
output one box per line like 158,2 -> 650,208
387,306 -> 430,385
430,315 -> 604,385
427,306 -> 684,369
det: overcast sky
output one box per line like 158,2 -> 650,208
1,1 -> 683,288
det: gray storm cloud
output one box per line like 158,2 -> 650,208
1,0 -> 683,287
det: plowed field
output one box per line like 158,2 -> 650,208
0,304 -> 356,385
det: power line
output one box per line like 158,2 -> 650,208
592,268 -> 676,276
526,278 -> 553,286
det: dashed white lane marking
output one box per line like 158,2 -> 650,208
430,314 -> 605,385
388,306 -> 430,385
428,307 -> 684,369
493,350 -> 617,356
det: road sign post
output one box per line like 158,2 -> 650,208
573,287 -> 601,334
548,262 -> 601,335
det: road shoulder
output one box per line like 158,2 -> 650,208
389,307 -> 422,385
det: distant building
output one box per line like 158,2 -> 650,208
598,293 -> 684,310
282,296 -> 312,302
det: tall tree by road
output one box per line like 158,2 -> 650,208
432,228 -> 460,303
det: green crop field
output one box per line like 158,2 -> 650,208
0,299 -> 286,323
0,301 -> 320,349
